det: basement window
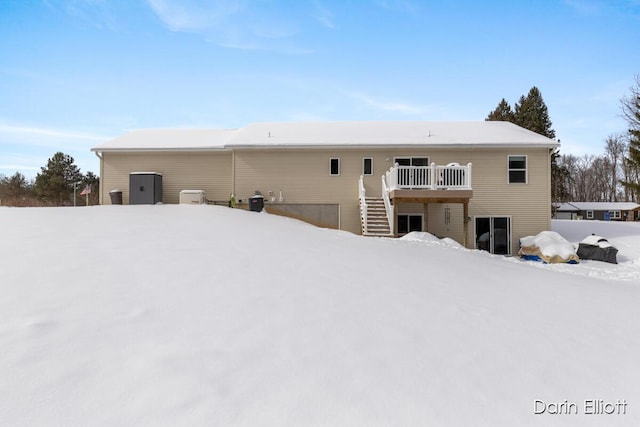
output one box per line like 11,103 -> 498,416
330,158 -> 340,176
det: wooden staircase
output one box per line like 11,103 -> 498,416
360,197 -> 393,237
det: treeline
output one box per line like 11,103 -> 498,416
555,75 -> 640,203
487,75 -> 640,204
555,134 -> 636,202
0,152 -> 99,207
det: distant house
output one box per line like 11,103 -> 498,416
91,121 -> 559,256
554,202 -> 640,221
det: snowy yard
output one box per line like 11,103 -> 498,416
1,205 -> 639,426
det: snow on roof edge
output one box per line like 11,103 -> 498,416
91,121 -> 560,151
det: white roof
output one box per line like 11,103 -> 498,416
557,202 -> 640,211
92,128 -> 237,151
92,121 -> 559,152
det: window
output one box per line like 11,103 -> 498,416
508,155 -> 527,183
397,214 -> 423,235
586,210 -> 594,219
363,157 -> 373,175
395,157 -> 429,167
330,158 -> 340,176
610,210 -> 621,219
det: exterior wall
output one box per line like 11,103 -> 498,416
462,148 -> 552,255
100,151 -> 232,205
233,149 -> 366,234
98,145 -> 552,254
233,147 -> 552,254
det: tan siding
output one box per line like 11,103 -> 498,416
462,148 -> 551,254
101,152 -> 232,205
99,146 -> 552,250
234,147 -> 552,248
428,203 -> 465,243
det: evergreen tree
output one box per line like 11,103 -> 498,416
551,149 -> 571,204
514,86 -> 556,139
83,171 -> 100,205
620,75 -> 640,201
34,152 -> 83,206
486,98 -> 515,122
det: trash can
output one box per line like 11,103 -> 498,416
249,195 -> 264,212
110,189 -> 123,205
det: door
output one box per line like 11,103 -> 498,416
475,216 -> 511,255
397,214 -> 423,235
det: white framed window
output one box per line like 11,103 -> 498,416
586,210 -> 594,219
610,210 -> 621,219
329,158 -> 340,176
394,156 -> 429,167
508,155 -> 527,183
363,157 -> 373,175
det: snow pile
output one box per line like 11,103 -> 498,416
581,234 -> 614,248
518,230 -> 580,264
400,231 -> 464,248
1,206 -> 640,426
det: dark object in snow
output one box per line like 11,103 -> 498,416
576,235 -> 618,264
249,194 -> 264,212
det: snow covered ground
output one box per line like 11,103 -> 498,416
1,205 -> 639,426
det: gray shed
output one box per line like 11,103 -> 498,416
129,172 -> 162,205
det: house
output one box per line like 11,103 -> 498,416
91,121 -> 559,255
554,202 -> 640,221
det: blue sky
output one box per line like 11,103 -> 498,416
1,0 -> 639,179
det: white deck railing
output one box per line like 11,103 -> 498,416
385,162 -> 472,190
381,174 -> 394,234
358,175 -> 368,233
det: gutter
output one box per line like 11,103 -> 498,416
94,150 -> 103,205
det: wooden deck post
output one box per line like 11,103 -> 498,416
423,202 -> 429,233
393,201 -> 398,237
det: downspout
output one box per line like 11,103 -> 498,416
231,149 -> 236,199
94,151 -> 103,205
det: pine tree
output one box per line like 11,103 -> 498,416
551,149 -> 571,204
514,86 -> 556,139
34,152 -> 83,206
486,98 -> 515,122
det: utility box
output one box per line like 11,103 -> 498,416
180,190 -> 205,204
249,195 -> 265,212
129,172 -> 162,205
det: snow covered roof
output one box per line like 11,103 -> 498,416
557,202 -> 640,211
91,128 -> 238,151
92,121 -> 559,152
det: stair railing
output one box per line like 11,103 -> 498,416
381,173 -> 394,235
358,175 -> 368,233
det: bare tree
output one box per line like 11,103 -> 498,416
604,134 -> 626,201
621,74 -> 640,129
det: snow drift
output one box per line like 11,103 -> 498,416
1,206 -> 639,426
